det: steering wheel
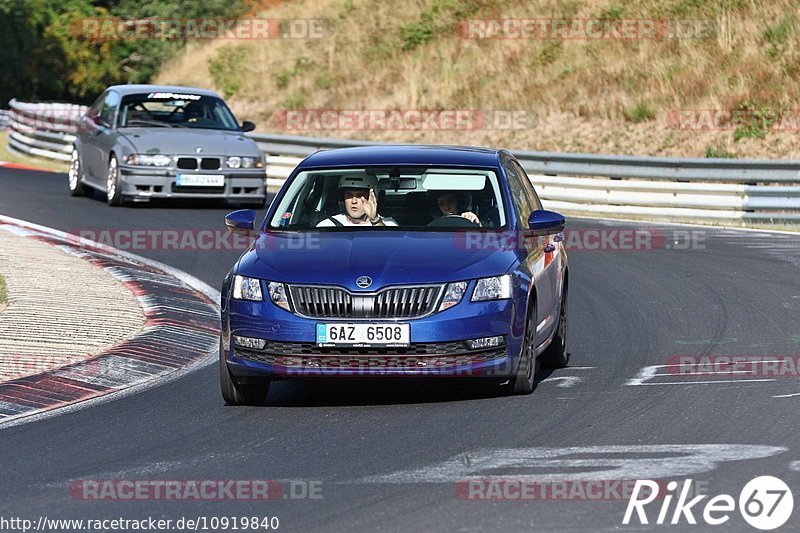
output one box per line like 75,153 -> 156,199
426,214 -> 480,228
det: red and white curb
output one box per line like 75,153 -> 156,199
0,214 -> 221,428
0,160 -> 62,173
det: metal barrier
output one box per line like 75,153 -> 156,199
7,100 -> 800,223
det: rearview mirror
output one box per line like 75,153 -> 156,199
241,121 -> 256,132
527,210 -> 566,236
225,209 -> 257,235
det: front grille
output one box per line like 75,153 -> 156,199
250,340 -> 479,356
176,157 -> 221,170
288,284 -> 443,319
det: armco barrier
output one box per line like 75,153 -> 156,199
6,100 -> 800,224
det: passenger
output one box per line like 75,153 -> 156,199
435,192 -> 481,226
317,175 -> 398,227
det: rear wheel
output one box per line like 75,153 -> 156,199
106,155 -> 123,206
508,306 -> 538,395
68,148 -> 87,196
219,341 -> 270,406
540,280 -> 569,369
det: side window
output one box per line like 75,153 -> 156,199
512,160 -> 543,211
100,91 -> 120,127
87,91 -> 106,122
504,161 -> 533,228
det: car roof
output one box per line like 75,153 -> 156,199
297,145 -> 504,169
105,84 -> 222,98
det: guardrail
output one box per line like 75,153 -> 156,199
6,100 -> 800,223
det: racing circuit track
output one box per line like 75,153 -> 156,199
1,166 -> 800,531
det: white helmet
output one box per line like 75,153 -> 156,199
338,174 -> 378,194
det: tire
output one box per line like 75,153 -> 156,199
508,305 -> 539,395
540,280 -> 569,369
106,154 -> 123,206
219,340 -> 270,406
68,148 -> 87,196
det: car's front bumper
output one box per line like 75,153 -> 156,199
118,164 -> 266,201
223,298 -> 525,379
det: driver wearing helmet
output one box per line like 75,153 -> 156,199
317,175 -> 398,227
435,191 -> 481,226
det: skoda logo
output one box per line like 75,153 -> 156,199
195,147 -> 203,153
356,276 -> 372,289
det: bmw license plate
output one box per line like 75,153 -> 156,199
316,323 -> 410,347
176,174 -> 225,187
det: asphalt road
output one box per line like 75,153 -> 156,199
1,167 -> 800,532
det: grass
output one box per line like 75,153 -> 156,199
0,131 -> 70,173
153,0 -> 800,158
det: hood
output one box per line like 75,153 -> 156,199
237,231 -> 520,290
120,128 -> 259,157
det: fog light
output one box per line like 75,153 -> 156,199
465,335 -> 505,350
232,335 -> 266,350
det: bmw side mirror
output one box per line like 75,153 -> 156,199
225,209 -> 257,235
241,121 -> 256,132
527,210 -> 566,236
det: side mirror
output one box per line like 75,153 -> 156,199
225,209 -> 257,235
527,210 -> 566,236
241,121 -> 256,132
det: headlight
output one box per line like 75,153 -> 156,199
438,281 -> 467,312
233,275 -> 263,301
471,274 -> 512,301
226,156 -> 263,169
267,281 -> 291,311
126,154 -> 171,166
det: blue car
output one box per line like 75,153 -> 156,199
220,146 -> 568,404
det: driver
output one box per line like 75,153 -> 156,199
435,192 -> 481,226
317,175 -> 398,227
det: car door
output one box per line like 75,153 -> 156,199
512,159 -> 562,341
83,90 -> 119,185
503,157 -> 557,342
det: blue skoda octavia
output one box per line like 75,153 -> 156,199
220,146 -> 568,404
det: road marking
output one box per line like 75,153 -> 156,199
541,376 -> 583,388
626,364 -> 777,386
357,444 -> 786,484
773,392 -> 800,398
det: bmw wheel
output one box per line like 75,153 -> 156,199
106,154 -> 123,206
68,148 -> 87,196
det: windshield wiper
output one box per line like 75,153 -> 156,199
124,119 -> 176,128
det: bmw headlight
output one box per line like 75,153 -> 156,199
267,281 -> 291,311
471,274 -> 512,301
438,281 -> 468,312
233,275 -> 263,301
126,154 -> 171,166
226,156 -> 263,169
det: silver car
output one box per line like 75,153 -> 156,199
68,84 -> 267,207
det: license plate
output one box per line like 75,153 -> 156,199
176,174 -> 224,187
316,323 -> 410,347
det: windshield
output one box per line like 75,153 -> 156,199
267,167 -> 507,230
118,92 -> 240,130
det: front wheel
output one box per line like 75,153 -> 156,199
540,280 -> 569,369
68,148 -> 87,196
106,155 -> 123,206
219,341 -> 270,406
508,307 -> 538,395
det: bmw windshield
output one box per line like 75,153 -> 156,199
267,167 -> 508,230
117,92 -> 241,131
